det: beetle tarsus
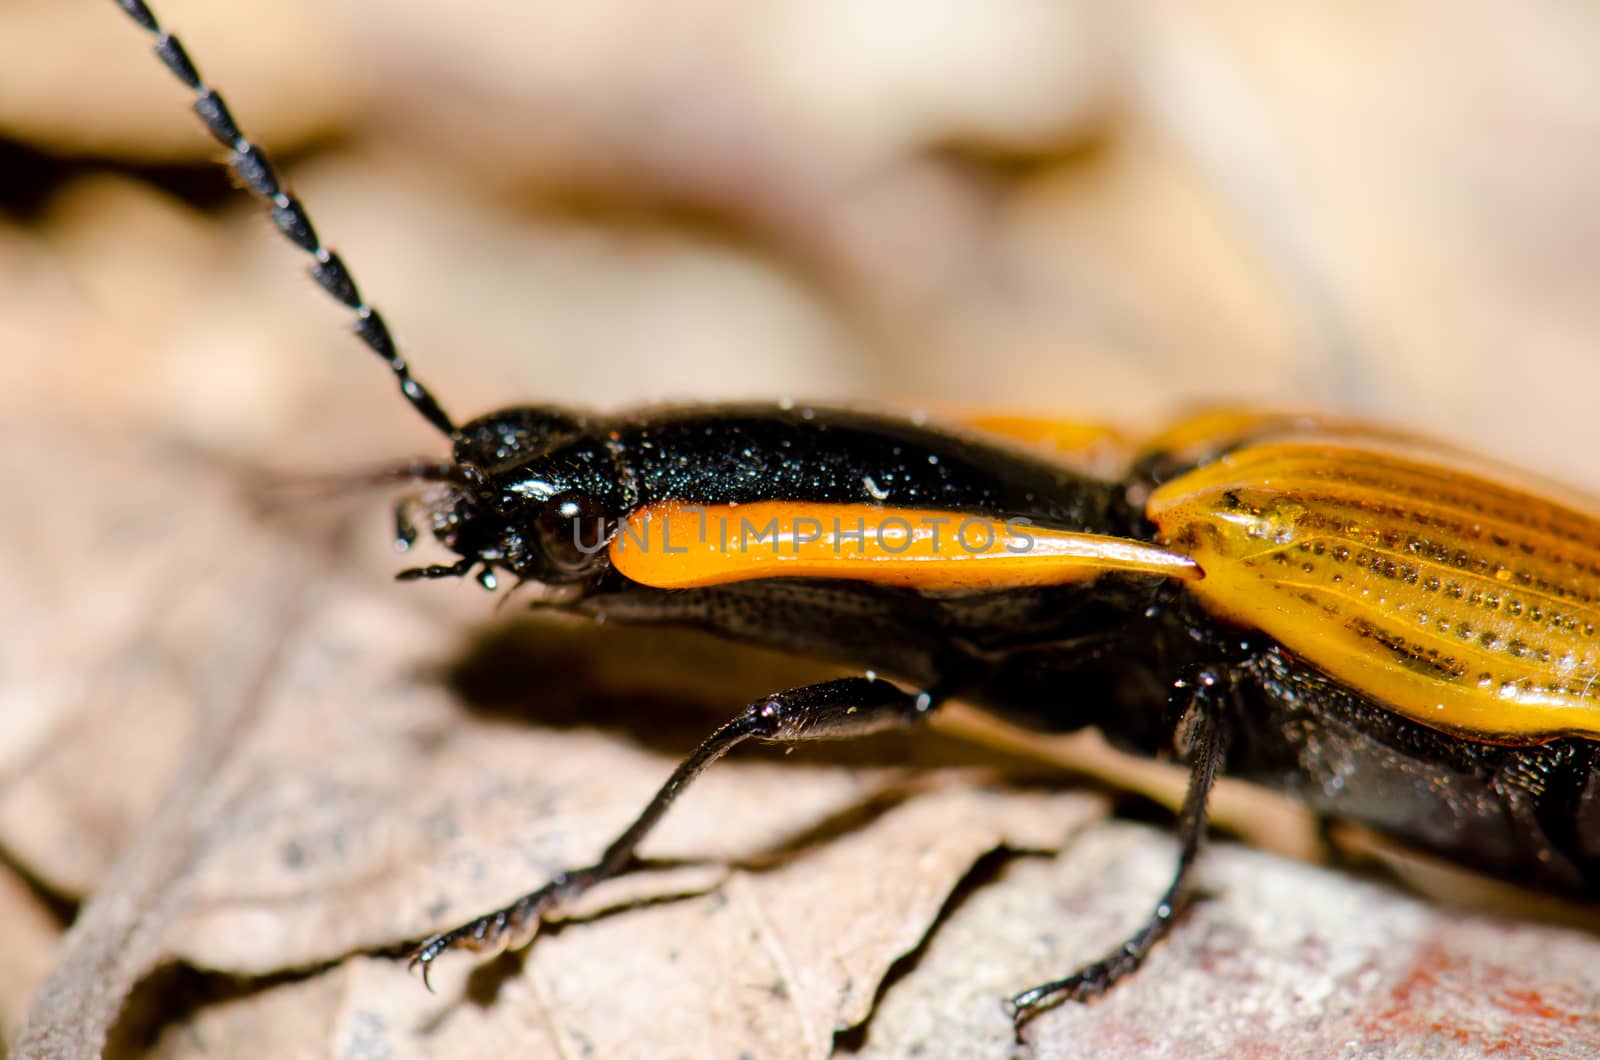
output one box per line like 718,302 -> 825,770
1008,664 -> 1229,1036
410,869 -> 585,985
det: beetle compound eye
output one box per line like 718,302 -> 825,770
534,493 -> 611,575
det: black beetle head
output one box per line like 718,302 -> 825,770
397,406 -> 626,594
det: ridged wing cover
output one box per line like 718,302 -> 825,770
1147,437 -> 1600,742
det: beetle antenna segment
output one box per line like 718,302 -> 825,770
110,0 -> 458,438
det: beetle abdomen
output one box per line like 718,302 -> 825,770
1148,437 -> 1600,742
1238,646 -> 1600,894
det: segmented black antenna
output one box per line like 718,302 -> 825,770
112,0 -> 458,437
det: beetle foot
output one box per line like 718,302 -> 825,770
409,874 -> 575,990
1004,949 -> 1130,1038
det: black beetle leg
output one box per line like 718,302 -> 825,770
410,674 -> 940,988
1007,664 -> 1230,1034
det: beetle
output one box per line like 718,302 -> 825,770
111,0 -> 1600,1036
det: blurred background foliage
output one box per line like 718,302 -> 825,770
4,0 -> 1600,482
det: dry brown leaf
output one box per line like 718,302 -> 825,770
0,868 -> 57,1040
853,824 -> 1600,1059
